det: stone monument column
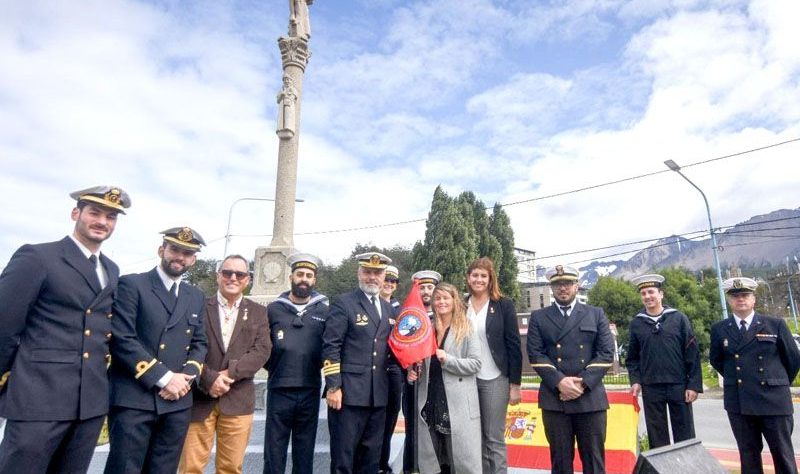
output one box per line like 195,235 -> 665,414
251,0 -> 313,304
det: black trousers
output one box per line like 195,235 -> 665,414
727,412 -> 797,474
104,406 -> 192,474
541,409 -> 607,474
641,383 -> 695,448
379,365 -> 404,472
401,380 -> 416,473
0,415 -> 104,474
263,387 -> 321,474
328,404 -> 386,474
428,427 -> 454,474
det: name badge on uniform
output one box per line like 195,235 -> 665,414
755,333 -> 777,341
277,329 -> 284,340
723,338 -> 728,348
355,313 -> 369,326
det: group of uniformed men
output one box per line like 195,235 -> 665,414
0,185 -> 799,474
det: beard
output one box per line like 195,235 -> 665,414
291,281 -> 313,299
161,258 -> 189,278
359,281 -> 380,296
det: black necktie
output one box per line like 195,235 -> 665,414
169,282 -> 178,303
560,305 -> 570,317
88,254 -> 97,266
739,319 -> 747,336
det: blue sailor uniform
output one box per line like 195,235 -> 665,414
0,237 -> 119,473
710,313 -> 800,474
626,306 -> 702,448
264,291 -> 329,474
322,289 -> 393,474
104,268 -> 207,474
527,302 -> 614,474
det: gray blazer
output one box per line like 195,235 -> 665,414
415,327 -> 482,474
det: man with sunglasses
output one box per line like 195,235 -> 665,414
105,227 -> 208,474
626,274 -> 701,449
711,277 -> 800,474
179,255 -> 270,473
263,253 -> 329,474
0,186 -> 130,473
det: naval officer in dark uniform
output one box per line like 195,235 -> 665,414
710,277 -> 800,474
626,273 -> 702,448
105,227 -> 208,474
264,252 -> 329,474
0,185 -> 131,473
527,265 -> 614,474
323,252 -> 394,474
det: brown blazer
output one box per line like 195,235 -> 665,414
191,296 -> 271,421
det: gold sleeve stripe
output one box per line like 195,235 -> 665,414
586,363 -> 613,368
322,363 -> 341,376
530,363 -> 556,370
135,359 -> 158,379
184,360 -> 203,374
0,371 -> 10,387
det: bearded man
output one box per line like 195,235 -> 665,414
263,253 -> 329,474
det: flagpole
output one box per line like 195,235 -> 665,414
412,363 -> 420,474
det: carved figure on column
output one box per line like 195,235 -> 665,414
288,0 -> 312,39
276,75 -> 298,140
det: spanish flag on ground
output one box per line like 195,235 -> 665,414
506,390 -> 640,473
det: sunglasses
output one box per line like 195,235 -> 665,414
385,279 -> 399,284
220,269 -> 250,280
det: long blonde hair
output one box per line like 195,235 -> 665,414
433,282 -> 472,345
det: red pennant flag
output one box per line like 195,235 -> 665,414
389,280 -> 438,369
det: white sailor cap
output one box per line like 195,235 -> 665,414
631,274 -> 665,291
288,252 -> 322,273
412,270 -> 442,285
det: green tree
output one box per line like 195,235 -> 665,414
490,203 -> 521,303
316,244 -> 414,300
184,258 -> 221,297
659,267 -> 719,356
457,191 -> 501,265
411,186 -> 478,291
587,276 -> 641,345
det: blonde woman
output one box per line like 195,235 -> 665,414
408,283 -> 482,474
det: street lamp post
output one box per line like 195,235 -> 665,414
224,197 -> 304,257
664,160 -> 729,320
788,274 -> 799,328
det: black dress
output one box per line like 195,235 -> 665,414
422,328 -> 454,472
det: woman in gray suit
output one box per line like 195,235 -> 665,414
408,283 -> 482,474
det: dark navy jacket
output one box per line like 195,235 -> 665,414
527,302 -> 614,413
626,307 -> 703,391
0,237 -> 118,421
710,313 -> 800,416
322,289 -> 393,407
108,268 -> 207,415
266,291 -> 329,389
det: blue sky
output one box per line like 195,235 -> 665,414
1,0 -> 798,274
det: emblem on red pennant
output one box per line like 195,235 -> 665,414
389,280 -> 437,369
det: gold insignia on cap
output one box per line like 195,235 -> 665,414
555,265 -> 564,275
177,227 -> 194,243
370,254 -> 381,265
733,279 -> 742,289
105,188 -> 121,204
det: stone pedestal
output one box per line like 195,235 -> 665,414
249,246 -> 293,305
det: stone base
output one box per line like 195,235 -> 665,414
249,245 -> 293,305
